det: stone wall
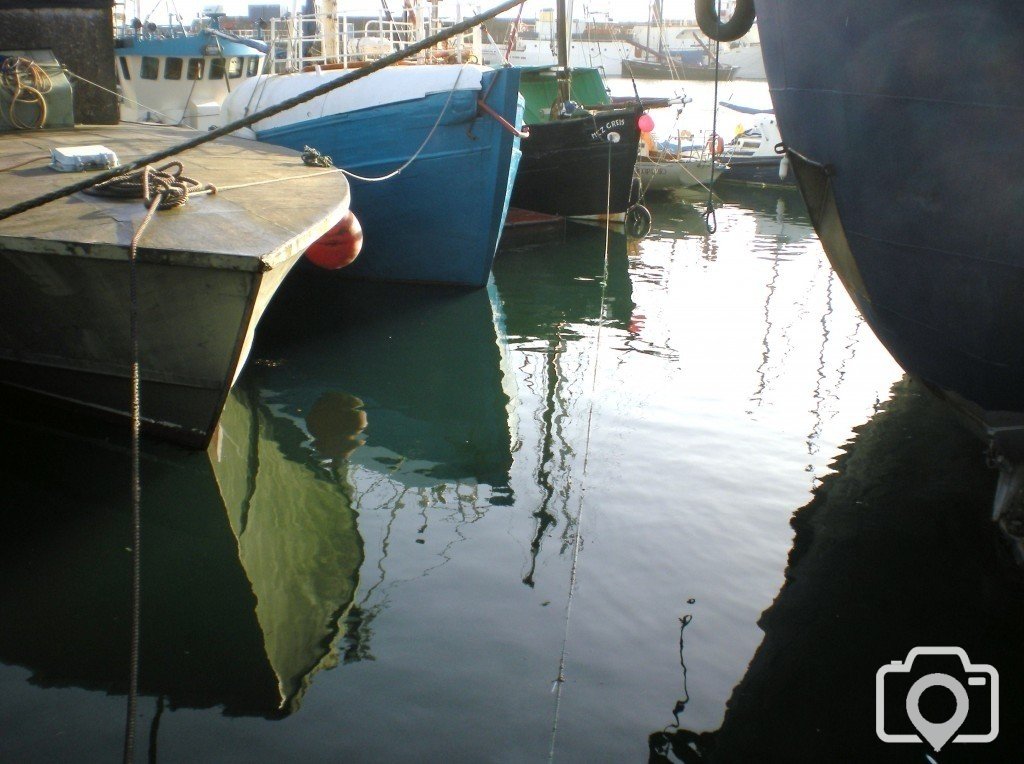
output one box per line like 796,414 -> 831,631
1,3 -> 118,125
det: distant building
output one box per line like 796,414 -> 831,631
247,4 -> 284,23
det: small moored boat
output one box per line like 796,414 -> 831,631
713,102 -> 796,188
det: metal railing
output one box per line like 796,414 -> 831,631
266,7 -> 482,73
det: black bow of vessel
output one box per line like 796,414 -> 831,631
510,0 -> 642,218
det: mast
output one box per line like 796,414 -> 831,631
555,0 -> 570,104
645,0 -> 651,62
656,0 -> 664,57
319,0 -> 340,63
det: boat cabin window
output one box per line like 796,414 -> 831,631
164,57 -> 183,80
246,56 -> 260,77
226,56 -> 243,78
209,57 -> 225,79
187,58 -> 204,80
118,56 -> 130,80
140,56 -> 159,80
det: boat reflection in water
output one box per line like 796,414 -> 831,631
0,381 -> 363,726
649,185 -> 866,474
253,270 -> 518,493
712,185 -> 814,244
648,378 -> 1024,762
208,386 -> 364,712
0,263 -> 523,748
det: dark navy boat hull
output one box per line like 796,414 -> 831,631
756,0 -> 1024,455
513,107 -> 641,217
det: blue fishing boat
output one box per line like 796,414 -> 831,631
697,0 -> 1024,542
112,7 -> 523,289
222,64 -> 523,288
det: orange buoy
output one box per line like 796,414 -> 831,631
304,210 -> 363,270
707,134 -> 725,156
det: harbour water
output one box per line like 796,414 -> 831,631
1,81 -> 1022,763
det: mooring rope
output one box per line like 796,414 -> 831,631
84,162 -> 215,209
0,0 -> 528,224
331,65 -> 467,183
66,60 -> 484,181
120,188 -> 163,764
0,56 -> 52,129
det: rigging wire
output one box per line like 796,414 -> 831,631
702,1 -> 723,234
547,114 -> 616,764
63,68 -> 187,127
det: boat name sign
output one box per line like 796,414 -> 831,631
591,118 -> 625,142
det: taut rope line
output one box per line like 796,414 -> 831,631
62,68 -> 184,127
702,0 -> 723,234
547,122 -> 617,763
0,0 -> 528,223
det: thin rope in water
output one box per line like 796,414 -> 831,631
86,162 -> 313,762
122,191 -> 161,764
547,126 -> 616,764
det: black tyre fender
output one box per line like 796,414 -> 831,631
695,0 -> 756,43
625,204 -> 653,238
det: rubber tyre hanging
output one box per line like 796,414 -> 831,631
625,204 -> 653,238
695,0 -> 756,43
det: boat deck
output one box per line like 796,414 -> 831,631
0,124 -> 350,270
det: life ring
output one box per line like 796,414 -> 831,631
707,134 -> 725,156
695,0 -> 756,43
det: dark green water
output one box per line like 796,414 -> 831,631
1,186 -> 1021,763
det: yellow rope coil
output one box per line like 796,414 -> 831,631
0,56 -> 53,129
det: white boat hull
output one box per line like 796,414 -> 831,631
636,156 -> 715,192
